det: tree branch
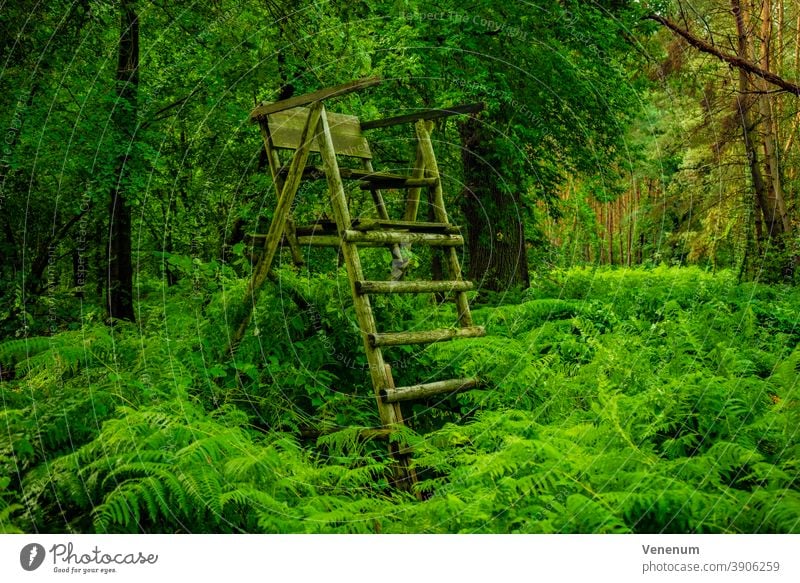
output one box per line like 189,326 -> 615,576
141,89 -> 201,128
647,14 -> 800,96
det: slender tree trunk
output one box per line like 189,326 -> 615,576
627,189 -> 633,266
786,11 -> 800,182
459,115 -> 529,290
596,199 -> 603,264
607,202 -> 614,265
732,0 -> 772,278
756,0 -> 791,237
107,0 -> 138,321
618,196 -> 624,265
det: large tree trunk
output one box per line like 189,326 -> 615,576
107,0 -> 138,321
459,115 -> 529,291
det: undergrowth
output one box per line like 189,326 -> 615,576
0,266 -> 797,533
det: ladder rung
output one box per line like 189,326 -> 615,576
356,280 -> 474,295
340,168 -> 430,184
382,378 -> 479,403
246,233 -> 338,247
358,177 -> 438,189
369,326 -> 485,347
343,229 -> 463,246
246,232 -> 456,249
276,166 -> 436,188
351,219 -> 459,234
249,219 -> 460,240
296,235 -> 341,247
288,234 -> 462,248
294,221 -> 337,236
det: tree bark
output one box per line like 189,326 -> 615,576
755,0 -> 792,238
459,115 -> 529,291
107,0 -> 138,321
732,0 -> 771,280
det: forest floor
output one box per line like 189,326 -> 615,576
1,266 -> 798,533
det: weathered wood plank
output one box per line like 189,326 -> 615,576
355,280 -> 474,294
361,102 -> 485,130
267,107 -> 372,159
250,77 -> 382,119
369,326 -> 486,347
382,378 -> 479,403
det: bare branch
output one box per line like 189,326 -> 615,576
647,14 -> 800,96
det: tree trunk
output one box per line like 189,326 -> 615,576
607,202 -> 614,265
755,0 -> 792,238
458,115 -> 529,291
107,0 -> 138,321
732,0 -> 772,278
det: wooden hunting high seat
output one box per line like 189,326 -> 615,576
245,77 -> 486,486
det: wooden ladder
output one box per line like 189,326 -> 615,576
246,78 -> 486,489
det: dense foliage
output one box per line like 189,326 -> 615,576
1,1 -> 798,534
1,267 -> 797,533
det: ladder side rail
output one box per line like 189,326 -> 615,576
415,119 -> 475,327
315,104 -> 403,430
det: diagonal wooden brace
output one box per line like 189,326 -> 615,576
249,101 -> 323,291
228,101 -> 323,355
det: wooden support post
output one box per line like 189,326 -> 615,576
384,364 -> 419,493
361,158 -> 408,279
252,102 -> 322,283
403,143 -> 425,221
260,121 -> 285,194
416,121 -> 449,223
399,140 -> 428,266
415,120 -> 474,327
284,216 -> 304,266
402,140 -> 427,223
262,119 -> 304,266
